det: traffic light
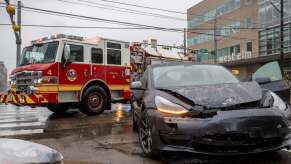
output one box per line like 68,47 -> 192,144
5,4 -> 15,15
12,23 -> 20,32
5,3 -> 20,32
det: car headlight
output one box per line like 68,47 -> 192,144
270,92 -> 287,111
155,96 -> 188,115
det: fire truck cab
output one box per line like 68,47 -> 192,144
7,34 -> 131,115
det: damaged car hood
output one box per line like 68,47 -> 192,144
167,82 -> 262,108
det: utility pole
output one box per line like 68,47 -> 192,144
4,0 -> 21,66
270,0 -> 284,74
280,0 -> 284,75
213,13 -> 218,63
16,1 -> 22,66
183,28 -> 187,56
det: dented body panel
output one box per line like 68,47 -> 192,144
148,108 -> 291,155
131,63 -> 291,156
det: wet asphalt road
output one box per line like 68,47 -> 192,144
1,104 -> 291,164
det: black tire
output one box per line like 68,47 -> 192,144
47,104 -> 69,114
138,110 -> 158,158
80,86 -> 108,116
132,111 -> 139,132
131,100 -> 139,131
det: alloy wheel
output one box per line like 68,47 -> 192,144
139,116 -> 153,154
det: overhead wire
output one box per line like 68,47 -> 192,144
0,23 -> 261,30
0,4 -> 258,41
56,0 -> 186,21
0,3 -> 258,41
89,0 -> 186,14
87,0 -> 266,28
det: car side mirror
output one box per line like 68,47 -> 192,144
62,44 -> 71,68
131,81 -> 144,90
254,77 -> 271,85
64,44 -> 71,61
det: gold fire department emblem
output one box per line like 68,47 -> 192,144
67,69 -> 77,82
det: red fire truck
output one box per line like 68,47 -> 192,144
1,34 -> 131,115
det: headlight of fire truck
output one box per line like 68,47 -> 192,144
9,74 -> 16,85
32,71 -> 43,84
34,76 -> 58,84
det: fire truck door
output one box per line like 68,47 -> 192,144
59,44 -> 90,102
90,47 -> 106,80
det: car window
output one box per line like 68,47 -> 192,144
252,61 -> 282,81
67,44 -> 83,62
153,65 -> 239,88
107,42 -> 121,65
91,48 -> 103,64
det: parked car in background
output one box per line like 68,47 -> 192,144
131,62 -> 291,158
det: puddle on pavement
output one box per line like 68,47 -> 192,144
0,103 -> 133,138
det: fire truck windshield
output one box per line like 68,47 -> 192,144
18,41 -> 59,66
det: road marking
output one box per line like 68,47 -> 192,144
0,105 -> 48,137
0,118 -> 39,124
0,129 -> 44,136
0,112 -> 37,116
0,122 -> 45,130
0,115 -> 36,119
0,110 -> 37,114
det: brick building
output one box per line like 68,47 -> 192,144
187,0 -> 259,63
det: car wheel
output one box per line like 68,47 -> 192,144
132,111 -> 138,131
138,111 -> 158,158
80,86 -> 108,116
47,104 -> 69,114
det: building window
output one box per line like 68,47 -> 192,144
267,39 -> 273,55
246,42 -> 252,52
245,17 -> 252,28
188,0 -> 241,28
188,21 -> 240,46
230,44 -> 240,55
91,48 -> 103,64
67,44 -> 84,62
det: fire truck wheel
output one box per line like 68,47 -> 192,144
81,86 -> 108,116
47,104 -> 69,114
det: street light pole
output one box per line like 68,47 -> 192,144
213,12 -> 218,63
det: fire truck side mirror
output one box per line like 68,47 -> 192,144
64,44 -> 71,62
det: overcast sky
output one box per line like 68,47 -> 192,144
0,0 -> 202,73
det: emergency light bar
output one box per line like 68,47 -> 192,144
31,34 -> 84,44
